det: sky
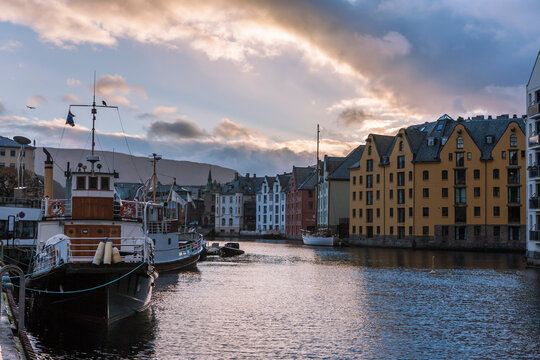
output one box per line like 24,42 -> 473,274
0,0 -> 538,177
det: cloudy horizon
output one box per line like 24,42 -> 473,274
0,0 -> 538,176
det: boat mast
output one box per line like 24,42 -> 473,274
151,153 -> 162,203
315,124 -> 319,230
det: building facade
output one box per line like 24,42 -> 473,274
256,173 -> 290,234
286,166 -> 316,237
0,136 -> 35,173
350,114 -> 527,250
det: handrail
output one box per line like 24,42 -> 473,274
0,264 -> 25,335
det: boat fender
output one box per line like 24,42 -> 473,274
111,246 -> 122,264
103,239 -> 113,265
92,240 -> 106,265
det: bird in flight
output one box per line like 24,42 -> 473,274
102,100 -> 107,106
26,105 -> 36,109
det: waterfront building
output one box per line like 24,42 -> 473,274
285,166 -> 316,237
350,114 -> 526,249
215,173 -> 264,234
202,169 -> 220,227
527,52 -> 540,266
0,136 -> 35,173
256,173 -> 290,234
317,146 -> 365,237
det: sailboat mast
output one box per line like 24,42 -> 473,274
91,71 -> 96,157
315,124 -> 319,230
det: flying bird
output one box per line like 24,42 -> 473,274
102,100 -> 107,106
26,105 -> 36,109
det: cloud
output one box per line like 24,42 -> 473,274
338,108 -> 372,126
66,78 -> 80,87
213,118 -> 260,139
152,106 -> 177,115
26,94 -> 46,107
0,40 -> 21,52
95,74 -> 147,107
148,118 -> 207,139
0,101 -> 6,115
61,93 -> 80,103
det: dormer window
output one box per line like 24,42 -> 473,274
89,176 -> 98,190
457,136 -> 464,149
76,176 -> 86,190
428,137 -> 435,146
486,135 -> 493,144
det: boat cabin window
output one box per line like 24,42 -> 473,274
89,176 -> 98,190
101,176 -> 110,190
76,176 -> 86,190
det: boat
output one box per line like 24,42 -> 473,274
132,154 -> 203,272
26,94 -> 157,325
219,242 -> 245,257
302,124 -> 336,247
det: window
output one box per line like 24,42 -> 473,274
493,169 -> 499,179
398,208 -> 405,223
359,191 -> 363,200
486,135 -> 493,144
455,226 -> 467,240
398,226 -> 405,239
509,226 -> 520,241
456,152 -> 464,167
222,218 -> 225,226
376,190 -> 380,200
366,159 -> 373,172
493,206 -> 500,217
366,175 -> 373,188
376,226 -> 380,235
474,187 -> 480,197
423,170 -> 429,180
442,207 -> 448,217
376,208 -> 380,217
76,176 -> 86,190
229,218 -> 233,226
442,226 -> 449,237
9,163 -> 14,168
502,151 -> 506,159
352,226 -> 356,234
399,141 -> 404,151
449,153 -> 453,161
397,172 -> 405,186
423,207 -> 429,217
359,209 -> 362,217
10,150 -> 15,157
510,134 -> 517,147
353,176 -> 356,185
409,171 -> 412,181
508,187 -> 520,203
409,188 -> 413,199
390,208 -> 394,217
366,191 -> 373,205
442,170 -> 448,180
397,189 -> 405,204
455,169 -> 466,185
509,150 -> 518,165
101,177 -> 110,190
440,188 -> 448,198
390,226 -> 394,235
508,168 -> 520,184
389,190 -> 393,199
376,174 -> 380,183
422,226 -> 429,235
455,207 -> 466,223
423,188 -> 429,198
359,176 -> 363,185
473,169 -> 480,179
455,188 -> 466,204
352,209 -> 356,218
368,146 -> 372,155
409,207 -> 413,217
457,136 -> 463,149
467,152 -> 472,160
389,173 -> 394,182
352,192 -> 356,201
366,209 -> 373,223
409,226 -> 413,235
230,207 -> 233,214
0,150 -> 4,156
474,207 -> 480,217
397,155 -> 405,169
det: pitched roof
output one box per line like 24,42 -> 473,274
371,134 -> 394,164
277,173 -> 291,189
323,155 -> 345,175
328,145 -> 365,180
218,175 -> 265,195
292,166 -> 313,186
0,136 -> 35,149
298,169 -> 316,190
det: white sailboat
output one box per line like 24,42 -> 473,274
302,124 -> 335,247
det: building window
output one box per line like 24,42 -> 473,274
359,191 -> 363,200
352,192 -> 356,201
0,150 -> 4,156
509,150 -> 518,165
409,207 -> 413,217
101,177 -> 110,190
508,168 -> 520,184
376,174 -> 380,183
353,176 -> 356,185
457,136 -> 463,149
359,176 -> 363,185
229,218 -> 233,226
449,153 -> 453,161
376,208 -> 380,218
397,155 -> 405,169
442,207 -> 448,217
368,146 -> 372,155
493,169 -> 499,179
389,173 -> 394,182
510,134 -> 517,147
474,187 -> 480,197
9,163 -> 15,168
352,226 -> 356,234
473,169 -> 480,179
409,188 -> 413,199
352,209 -> 356,218
359,226 -> 362,234
442,226 -> 449,237
455,169 -> 466,185
409,226 -> 413,235
398,226 -> 405,239
390,208 -> 394,217
377,226 -> 380,235
442,170 -> 448,180
493,206 -> 500,217
423,188 -> 429,198
367,209 -> 373,223
366,191 -> 373,205
397,189 -> 405,204
455,207 -> 466,223
390,226 -> 394,235
455,226 -> 467,240
423,170 -> 429,180
376,190 -> 380,200
455,188 -> 466,204
474,207 -> 480,217
397,172 -> 405,186
389,190 -> 393,199
409,171 -> 412,181
399,141 -> 404,151
467,152 -> 472,160
486,135 -> 493,144
502,151 -> 506,159
508,187 -> 520,203
398,208 -> 405,223
423,207 -> 429,217
442,188 -> 448,198
10,150 -> 15,157
456,152 -> 464,167
222,218 -> 225,226
366,175 -> 373,188
359,209 -> 362,217
422,226 -> 429,235
366,159 -> 373,172
509,226 -> 520,240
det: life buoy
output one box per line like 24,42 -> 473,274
48,200 -> 65,217
120,203 -> 136,219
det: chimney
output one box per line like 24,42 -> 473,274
246,173 -> 250,178
43,148 -> 54,199
253,173 -> 256,178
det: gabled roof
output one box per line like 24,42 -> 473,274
370,134 -> 394,164
298,169 -> 316,190
277,173 -> 291,190
323,155 -> 345,175
218,175 -> 265,195
265,176 -> 276,188
0,136 -> 35,149
292,166 -> 313,186
328,145 -> 365,180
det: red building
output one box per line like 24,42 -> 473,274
286,166 -> 316,237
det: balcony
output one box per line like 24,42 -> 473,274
528,102 -> 540,119
530,196 -> 540,210
530,230 -> 540,241
529,165 -> 540,179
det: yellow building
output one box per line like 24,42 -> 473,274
350,114 -> 526,249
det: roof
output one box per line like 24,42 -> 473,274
0,136 -> 35,149
292,166 -> 313,187
277,173 -> 291,191
323,155 -> 345,175
371,134 -> 394,164
218,175 -> 265,195
527,51 -> 540,87
328,145 -> 365,180
298,169 -> 316,190
265,176 -> 276,188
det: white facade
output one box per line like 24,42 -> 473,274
215,193 -> 244,234
527,52 -> 540,266
317,177 -> 329,228
256,176 -> 286,233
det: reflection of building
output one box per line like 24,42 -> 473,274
286,166 -> 316,237
0,136 -> 35,172
317,146 -> 364,237
350,114 -> 526,249
527,52 -> 540,266
256,173 -> 290,234
215,173 -> 264,234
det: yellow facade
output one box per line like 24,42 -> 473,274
349,116 -> 526,245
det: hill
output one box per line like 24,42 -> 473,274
34,147 -> 237,188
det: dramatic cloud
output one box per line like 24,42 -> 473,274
148,118 -> 207,139
26,94 -> 46,107
0,40 -> 21,52
213,118 -> 260,139
61,93 -> 80,103
66,78 -> 80,87
338,108 -> 372,126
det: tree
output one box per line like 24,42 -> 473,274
0,168 -> 42,198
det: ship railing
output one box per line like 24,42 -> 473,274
178,235 -> 203,258
114,200 -> 147,221
40,198 -> 72,218
33,236 -> 152,273
147,220 -> 174,234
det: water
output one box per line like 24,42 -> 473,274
28,241 -> 540,359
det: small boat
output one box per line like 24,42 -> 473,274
219,243 -> 245,257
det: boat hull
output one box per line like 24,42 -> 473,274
28,263 -> 156,325
151,232 -> 203,272
154,252 -> 200,272
302,234 -> 334,246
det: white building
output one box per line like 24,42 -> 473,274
256,173 -> 290,234
527,52 -> 540,266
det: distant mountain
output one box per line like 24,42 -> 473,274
34,147 -> 237,188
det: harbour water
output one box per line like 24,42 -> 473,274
27,240 -> 540,359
